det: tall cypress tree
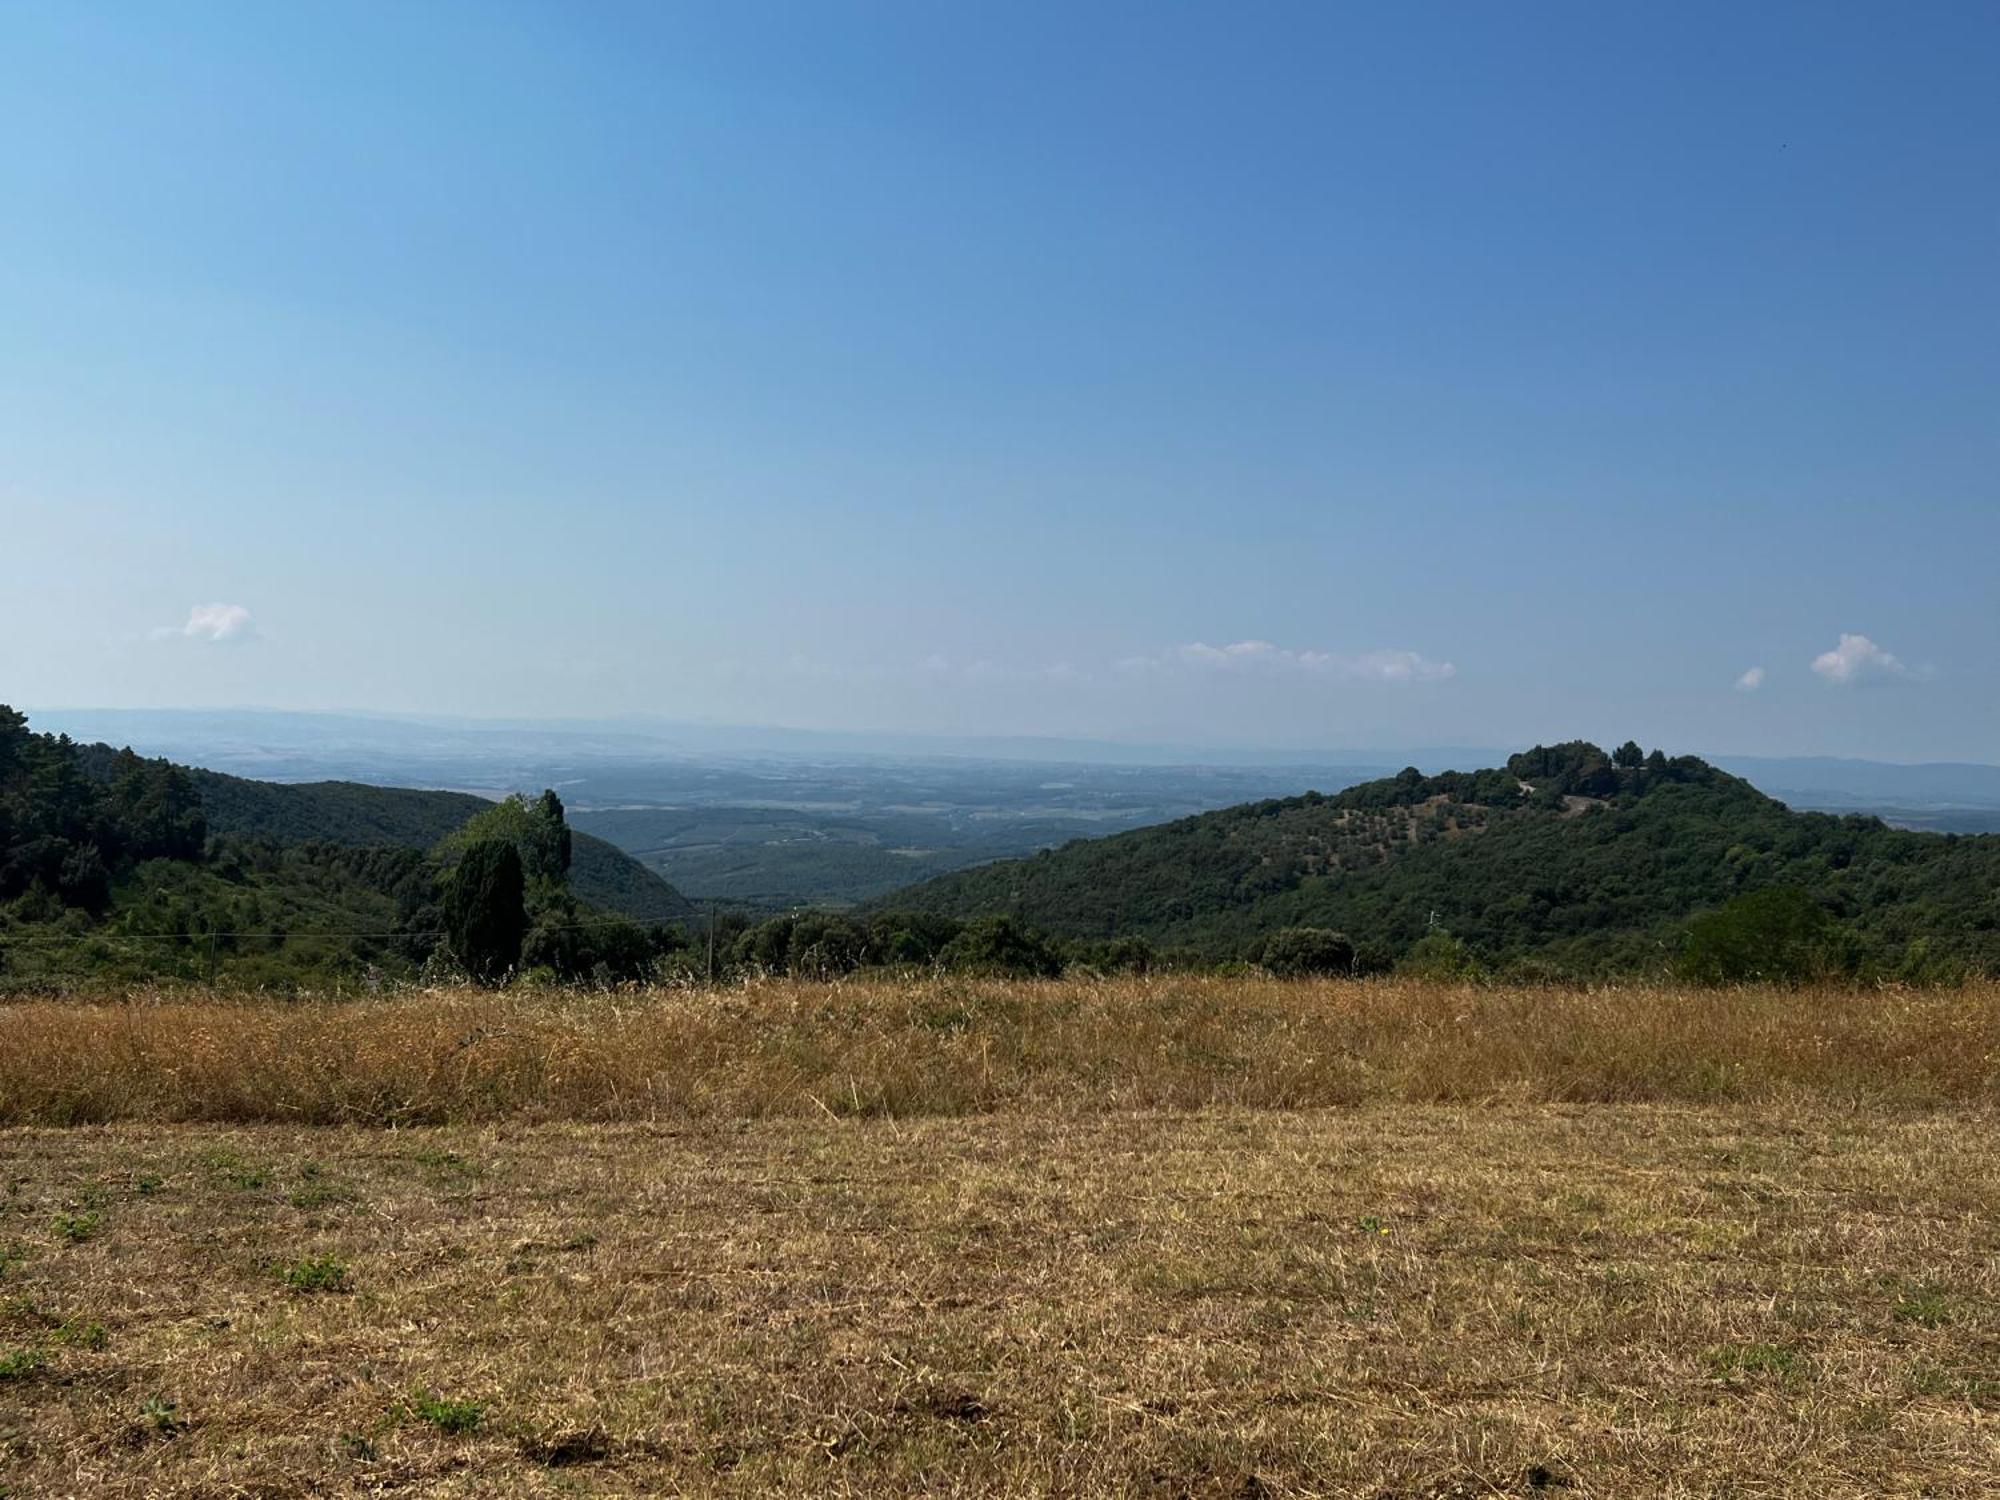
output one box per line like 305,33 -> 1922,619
443,839 -> 527,983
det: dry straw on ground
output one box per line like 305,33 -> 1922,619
2,979 -> 1996,1496
2,1107 -> 1996,1496
1,975 -> 1996,1124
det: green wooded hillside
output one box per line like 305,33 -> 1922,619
1,707 -> 691,987
883,741 -> 2000,977
82,755 -> 690,923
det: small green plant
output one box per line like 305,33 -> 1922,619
139,1394 -> 186,1435
277,1254 -> 352,1294
52,1317 -> 107,1349
1704,1342 -> 1799,1381
1893,1283 -> 1952,1329
1907,1360 -> 2000,1401
135,1174 -> 164,1196
199,1150 -> 269,1191
0,1349 -> 46,1381
0,1243 -> 26,1279
410,1389 -> 485,1434
1356,1215 -> 1389,1236
50,1210 -> 102,1244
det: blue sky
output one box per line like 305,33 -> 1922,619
3,1 -> 1996,758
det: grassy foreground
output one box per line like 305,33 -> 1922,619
2,975 -> 1998,1123
2,981 -> 1996,1496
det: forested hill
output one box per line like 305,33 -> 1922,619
1,705 -> 693,988
883,741 -> 2000,977
167,768 -> 691,921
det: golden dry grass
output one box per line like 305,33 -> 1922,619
2,1108 -> 1996,1496
2,975 -> 1997,1124
3,980 -> 1997,1495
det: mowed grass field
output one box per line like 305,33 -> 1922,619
1,979 -> 1997,1496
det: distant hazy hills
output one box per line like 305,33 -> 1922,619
31,710 -> 2000,828
1709,756 -> 2000,832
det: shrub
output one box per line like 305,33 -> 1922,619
1260,927 -> 1355,977
1396,931 -> 1483,982
1677,888 -> 1843,985
940,916 -> 1063,979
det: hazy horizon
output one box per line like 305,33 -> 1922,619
23,703 -> 2000,780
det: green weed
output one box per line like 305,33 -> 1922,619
409,1390 -> 485,1434
277,1254 -> 352,1294
50,1210 -> 102,1243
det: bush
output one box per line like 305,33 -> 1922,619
1260,926 -> 1355,977
1676,888 -> 1843,985
868,912 -> 965,968
939,916 -> 1064,979
1396,931 -> 1484,982
1065,935 -> 1157,975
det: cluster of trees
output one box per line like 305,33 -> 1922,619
0,708 -> 205,912
431,791 -> 676,985
699,910 -> 1069,980
0,708 -> 684,990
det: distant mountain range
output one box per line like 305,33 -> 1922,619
1708,756 -> 2000,830
30,708 -> 2000,833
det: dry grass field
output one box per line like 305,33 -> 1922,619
2,979 -> 1997,1496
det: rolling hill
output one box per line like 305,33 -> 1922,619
2,705 -> 692,989
181,770 -> 691,922
883,742 -> 2000,976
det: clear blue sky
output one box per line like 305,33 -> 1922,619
4,1 -> 1996,758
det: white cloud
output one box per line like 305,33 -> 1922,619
1810,633 -> 1907,685
1127,640 -> 1456,683
156,602 -> 255,643
1735,665 -> 1766,692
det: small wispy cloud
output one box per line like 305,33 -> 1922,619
1810,633 -> 1907,685
1120,640 -> 1456,683
1735,665 -> 1766,693
155,602 -> 256,643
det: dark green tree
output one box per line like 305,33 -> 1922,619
1676,888 -> 1840,985
939,915 -> 1064,978
1260,926 -> 1355,976
443,839 -> 527,983
436,791 -> 572,891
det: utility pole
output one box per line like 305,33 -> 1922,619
707,903 -> 716,985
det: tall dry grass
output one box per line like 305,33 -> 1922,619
2,975 -> 1995,1125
